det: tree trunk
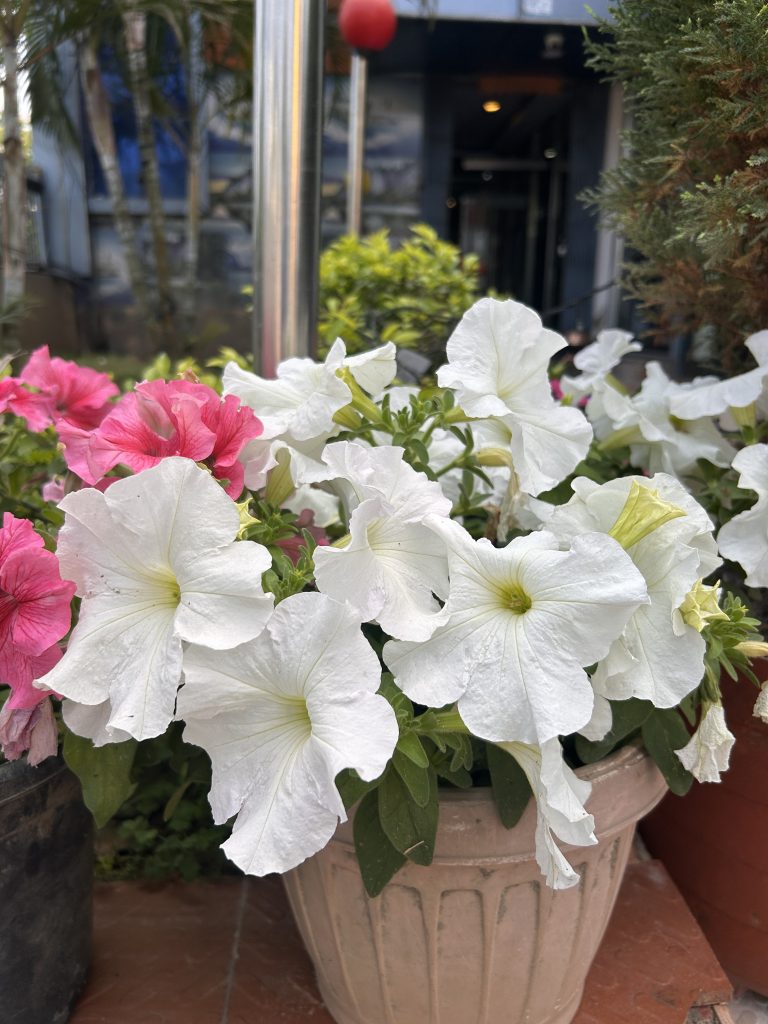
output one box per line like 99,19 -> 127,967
181,17 -> 201,334
78,35 -> 153,328
2,22 -> 26,308
122,4 -> 179,355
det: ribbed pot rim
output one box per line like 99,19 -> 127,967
431,740 -> 649,805
330,741 -> 665,860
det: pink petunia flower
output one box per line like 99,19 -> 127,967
0,697 -> 58,765
0,513 -> 75,709
14,346 -> 118,431
0,375 -> 53,431
60,379 -> 263,498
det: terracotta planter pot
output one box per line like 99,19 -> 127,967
642,671 -> 768,995
0,756 -> 93,1024
284,744 -> 666,1024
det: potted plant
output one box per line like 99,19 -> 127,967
1,301 -> 764,1024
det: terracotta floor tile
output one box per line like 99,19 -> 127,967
70,860 -> 731,1024
227,876 -> 335,1023
574,861 -> 732,1024
69,878 -> 244,1024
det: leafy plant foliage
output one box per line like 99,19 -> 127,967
585,0 -> 768,366
318,225 -> 482,369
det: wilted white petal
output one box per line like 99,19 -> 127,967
670,364 -> 768,420
39,458 -> 273,740
384,519 -> 647,745
718,444 -> 768,587
676,704 -> 734,783
223,342 -> 352,442
562,329 -> 641,399
754,682 -> 768,723
599,362 -> 735,474
499,739 -> 596,889
177,592 -> 397,875
345,342 -> 397,394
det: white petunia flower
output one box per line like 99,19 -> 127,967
437,297 -> 593,495
39,458 -> 274,741
578,693 -> 613,742
384,517 -> 647,745
223,340 -> 396,443
541,474 -> 719,709
241,431 -> 335,494
598,362 -> 736,474
176,592 -> 398,876
62,698 -> 133,747
498,739 -> 597,889
717,444 -> 768,587
313,442 -> 451,641
670,330 -> 768,420
676,703 -> 735,783
561,329 -> 641,400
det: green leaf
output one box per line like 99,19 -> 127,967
63,732 -> 138,828
575,698 -> 655,764
434,761 -> 473,788
353,791 -> 406,897
487,743 -> 532,829
397,730 -> 429,767
641,709 -> 694,797
378,766 -> 438,866
393,749 -> 432,807
336,768 -> 379,811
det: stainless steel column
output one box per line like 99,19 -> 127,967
252,0 -> 325,375
347,52 -> 368,235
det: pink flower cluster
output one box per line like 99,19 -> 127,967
58,379 -> 264,498
0,346 -> 118,431
0,348 -> 265,764
0,513 -> 76,765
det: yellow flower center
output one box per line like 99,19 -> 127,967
498,581 -> 532,615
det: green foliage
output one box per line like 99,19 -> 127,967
63,732 -> 138,828
575,698 -> 654,764
353,790 -> 406,897
0,417 -> 65,531
94,724 -> 231,881
318,224 -> 482,369
585,0 -> 768,365
701,591 -> 764,690
487,744 -> 533,829
641,708 -> 695,796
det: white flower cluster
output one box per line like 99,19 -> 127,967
39,298 -> 754,890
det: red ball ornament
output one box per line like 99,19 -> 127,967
339,0 -> 398,52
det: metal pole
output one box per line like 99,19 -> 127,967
347,52 -> 367,235
252,0 -> 326,375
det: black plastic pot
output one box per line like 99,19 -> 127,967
0,757 -> 93,1024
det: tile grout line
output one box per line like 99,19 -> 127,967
220,876 -> 250,1024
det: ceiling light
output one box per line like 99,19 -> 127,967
482,100 -> 502,113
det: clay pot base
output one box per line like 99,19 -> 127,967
285,745 -> 668,1024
